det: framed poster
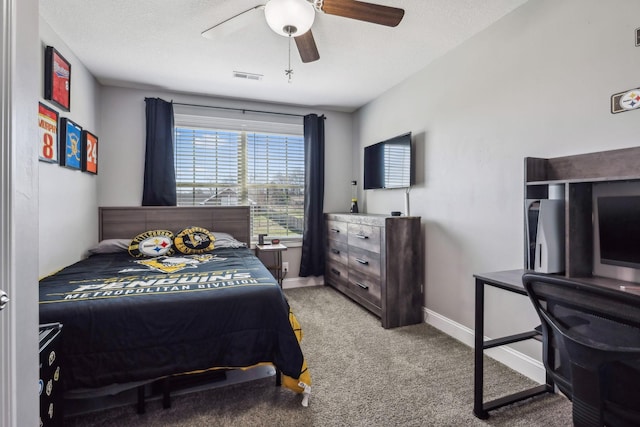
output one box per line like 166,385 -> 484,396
38,102 -> 58,163
44,46 -> 71,111
59,118 -> 82,170
82,130 -> 98,174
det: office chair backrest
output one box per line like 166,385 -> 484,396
522,273 -> 640,427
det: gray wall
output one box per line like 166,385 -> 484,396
39,18 -> 101,277
36,0 -> 640,385
355,0 -> 640,378
97,86 -> 354,280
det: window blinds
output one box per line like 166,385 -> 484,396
173,106 -> 305,240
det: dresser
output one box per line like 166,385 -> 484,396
324,213 -> 423,328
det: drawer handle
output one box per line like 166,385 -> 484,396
355,281 -> 369,290
331,228 -> 340,233
330,268 -> 341,276
355,258 -> 369,265
355,233 -> 369,239
331,249 -> 340,254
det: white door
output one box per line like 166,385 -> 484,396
1,0 -> 40,425
0,2 -> 10,421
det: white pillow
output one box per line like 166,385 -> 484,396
212,232 -> 247,249
88,238 -> 131,255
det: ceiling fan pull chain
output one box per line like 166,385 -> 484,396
285,35 -> 294,83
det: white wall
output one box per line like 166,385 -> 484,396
98,86 -> 353,278
355,0 -> 640,365
39,18 -> 101,277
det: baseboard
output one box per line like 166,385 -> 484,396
282,275 -> 324,289
423,308 -> 546,384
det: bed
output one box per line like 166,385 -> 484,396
38,206 -> 311,410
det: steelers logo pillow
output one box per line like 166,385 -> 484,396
128,230 -> 174,258
174,226 -> 215,254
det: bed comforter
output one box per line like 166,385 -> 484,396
39,248 -> 306,391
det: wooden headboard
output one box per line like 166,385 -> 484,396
99,206 -> 251,245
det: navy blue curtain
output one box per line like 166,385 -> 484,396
299,114 -> 325,277
142,98 -> 177,206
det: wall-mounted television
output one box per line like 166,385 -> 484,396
597,195 -> 640,269
363,132 -> 414,190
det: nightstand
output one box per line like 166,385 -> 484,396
255,243 -> 287,287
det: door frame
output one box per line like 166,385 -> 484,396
1,0 -> 40,425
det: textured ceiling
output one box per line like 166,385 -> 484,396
39,0 -> 528,112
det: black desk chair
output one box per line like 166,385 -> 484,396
522,273 -> 640,427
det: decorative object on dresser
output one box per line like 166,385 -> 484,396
324,213 -> 423,328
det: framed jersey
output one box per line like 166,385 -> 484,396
38,103 -> 58,163
44,46 -> 71,112
82,130 -> 98,174
59,118 -> 82,170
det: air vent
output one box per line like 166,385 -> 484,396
233,71 -> 263,81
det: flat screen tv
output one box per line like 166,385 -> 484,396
363,132 -> 414,190
597,195 -> 640,269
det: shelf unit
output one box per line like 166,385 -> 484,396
524,146 -> 640,279
473,145 -> 640,419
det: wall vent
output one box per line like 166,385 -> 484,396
233,71 -> 263,81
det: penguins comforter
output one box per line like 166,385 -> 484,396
39,247 -> 307,392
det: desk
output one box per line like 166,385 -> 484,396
474,269 -> 640,419
255,243 -> 287,287
473,269 -> 554,419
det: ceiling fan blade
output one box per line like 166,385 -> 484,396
201,5 -> 265,39
321,0 -> 404,27
295,30 -> 320,63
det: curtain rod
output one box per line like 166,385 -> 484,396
171,101 -> 307,119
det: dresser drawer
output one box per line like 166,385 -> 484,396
325,259 -> 348,287
348,245 -> 381,277
326,239 -> 348,265
347,224 -> 381,253
326,220 -> 348,244
349,269 -> 381,308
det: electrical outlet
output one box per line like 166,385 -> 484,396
282,262 -> 289,273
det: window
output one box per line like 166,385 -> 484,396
173,110 -> 304,242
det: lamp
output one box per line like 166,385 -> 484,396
264,0 -> 315,37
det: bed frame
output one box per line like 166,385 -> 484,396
93,205 -> 260,413
99,206 -> 251,245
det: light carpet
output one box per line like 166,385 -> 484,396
65,285 -> 572,426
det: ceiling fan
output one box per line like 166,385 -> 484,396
201,0 -> 405,64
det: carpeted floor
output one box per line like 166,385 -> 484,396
65,286 -> 572,426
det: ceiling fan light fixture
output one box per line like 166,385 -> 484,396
264,0 -> 315,37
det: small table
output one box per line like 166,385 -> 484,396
473,269 -> 554,419
255,243 -> 287,287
